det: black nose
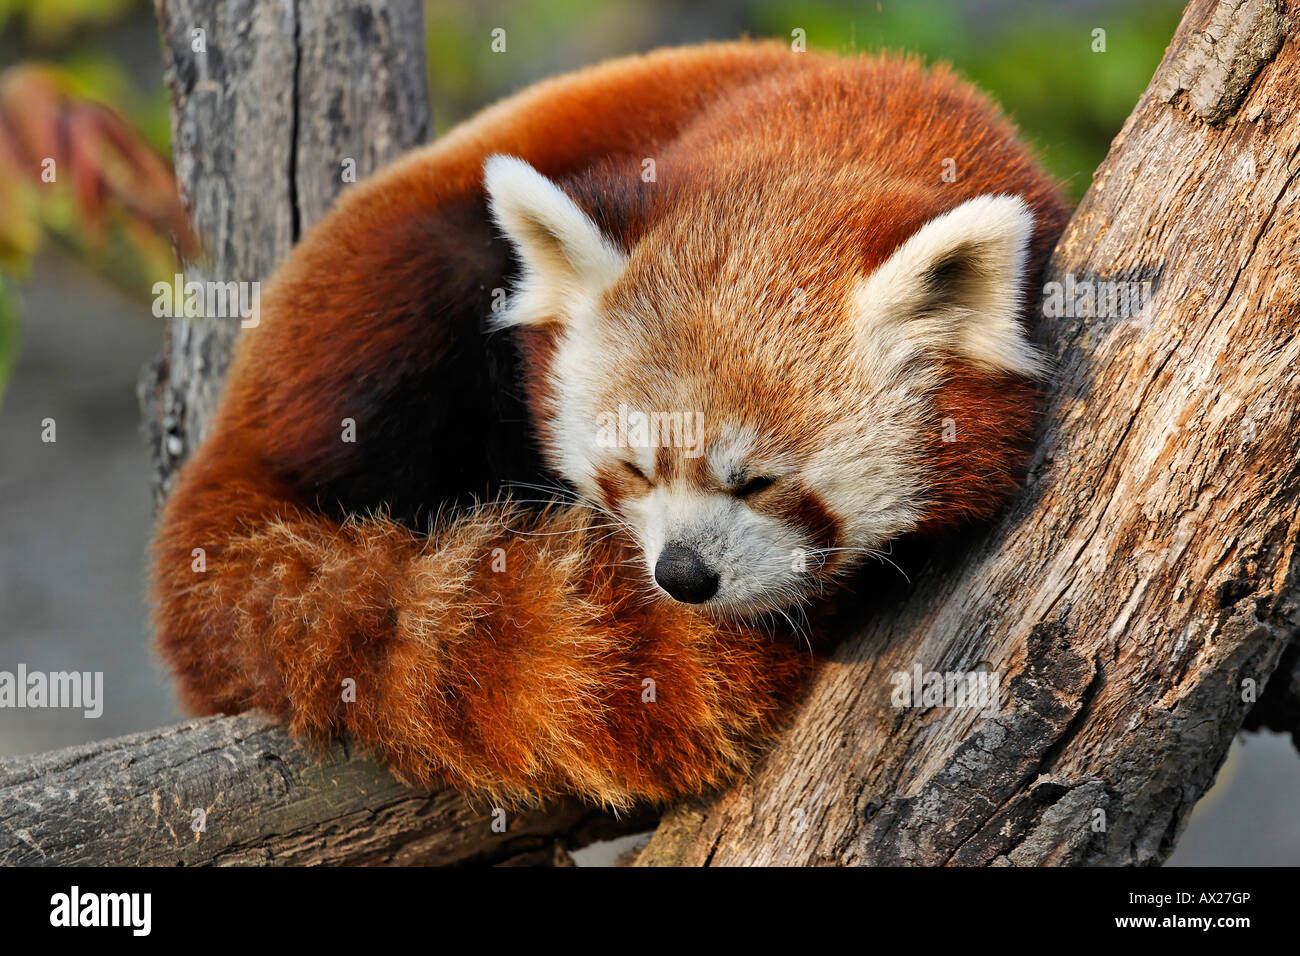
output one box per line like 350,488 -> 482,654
654,543 -> 719,603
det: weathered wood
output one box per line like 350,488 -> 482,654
638,0 -> 1300,866
0,715 -> 652,865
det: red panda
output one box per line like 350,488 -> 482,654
151,41 -> 1069,809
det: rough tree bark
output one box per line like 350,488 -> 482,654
3,0 -> 1295,867
639,0 -> 1300,866
0,716 -> 650,865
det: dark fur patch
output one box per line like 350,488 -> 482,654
780,483 -> 841,552
261,195 -> 546,525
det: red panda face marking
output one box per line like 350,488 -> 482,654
485,156 -> 1047,617
634,463 -> 823,615
586,424 -> 831,614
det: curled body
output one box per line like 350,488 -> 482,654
151,41 -> 1068,807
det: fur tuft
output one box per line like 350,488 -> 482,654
484,155 -> 627,328
852,194 -> 1045,378
153,457 -> 810,808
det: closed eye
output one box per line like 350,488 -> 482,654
733,475 -> 776,498
622,461 -> 652,485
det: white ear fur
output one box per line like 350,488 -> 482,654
483,155 -> 627,328
852,194 -> 1044,377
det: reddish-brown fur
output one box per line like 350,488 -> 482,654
151,42 -> 1067,807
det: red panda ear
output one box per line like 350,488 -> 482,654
852,194 -> 1045,378
484,155 -> 627,328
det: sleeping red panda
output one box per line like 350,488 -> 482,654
151,41 -> 1069,809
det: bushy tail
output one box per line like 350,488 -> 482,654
151,443 -> 811,808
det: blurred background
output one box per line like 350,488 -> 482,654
0,0 -> 1294,864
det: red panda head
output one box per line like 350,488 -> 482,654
485,154 -> 1045,617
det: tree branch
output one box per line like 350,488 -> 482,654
0,715 -> 654,865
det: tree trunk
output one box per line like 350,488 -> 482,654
639,0 -> 1300,866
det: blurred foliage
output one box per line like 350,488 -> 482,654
0,66 -> 194,271
0,64 -> 194,393
422,0 -> 1185,199
0,0 -> 172,176
0,0 -> 181,396
0,0 -> 138,46
747,0 -> 1185,197
0,271 -> 16,388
